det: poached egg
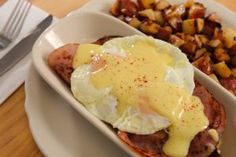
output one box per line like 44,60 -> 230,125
71,35 -> 209,157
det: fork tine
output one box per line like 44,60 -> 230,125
1,0 -> 22,34
0,0 -> 31,49
10,1 -> 32,39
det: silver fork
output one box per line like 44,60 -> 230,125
0,0 -> 32,49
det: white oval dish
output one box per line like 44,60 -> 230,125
31,11 -> 236,157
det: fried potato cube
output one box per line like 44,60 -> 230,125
163,26 -> 173,34
169,35 -> 185,47
203,22 -> 216,38
138,0 -> 156,9
223,28 -> 236,49
165,4 -> 186,18
213,61 -> 232,78
128,17 -> 142,28
231,56 -> 236,66
194,35 -> 202,48
182,19 -> 196,35
139,9 -> 156,20
209,74 -> 220,83
192,55 -> 213,75
110,0 -> 120,16
208,39 -> 222,48
156,27 -> 171,41
213,28 -> 223,40
231,68 -> 236,77
188,3 -> 205,19
154,11 -> 165,25
206,13 -> 222,27
180,42 -> 197,55
184,0 -> 194,8
120,0 -> 138,17
194,48 -> 207,60
168,17 -> 182,31
196,18 -> 204,33
229,44 -> 236,56
198,35 -> 209,45
140,21 -> 160,34
214,48 -> 230,62
155,0 -> 170,10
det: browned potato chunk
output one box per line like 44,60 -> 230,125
182,34 -> 195,43
128,17 -> 142,28
169,35 -> 185,47
213,28 -> 223,40
214,48 -> 230,62
188,3 -> 205,19
192,55 -> 213,75
229,44 -> 236,56
194,35 -> 202,48
180,42 -> 197,55
198,35 -> 209,45
110,0 -> 120,16
165,4 -> 186,18
140,21 -> 160,34
182,19 -> 196,35
155,0 -> 170,10
196,18 -> 204,33
206,13 -> 222,27
120,0 -> 138,17
208,39 -> 222,48
168,17 -> 182,31
213,61 -> 232,78
203,20 -> 221,38
156,27 -> 171,41
154,11 -> 165,25
138,0 -> 155,9
232,68 -> 236,77
194,48 -> 207,60
209,74 -> 220,83
223,28 -> 236,48
139,9 -> 156,20
163,26 -> 173,34
231,55 -> 236,66
184,0 -> 194,8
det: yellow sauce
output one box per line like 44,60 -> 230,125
72,40 -> 209,157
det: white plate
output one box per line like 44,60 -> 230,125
25,65 -> 130,157
26,0 -> 236,157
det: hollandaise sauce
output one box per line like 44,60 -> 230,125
72,37 -> 209,157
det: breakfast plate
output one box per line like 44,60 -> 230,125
25,0 -> 236,157
25,65 -> 130,157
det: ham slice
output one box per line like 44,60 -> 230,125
48,43 -> 79,84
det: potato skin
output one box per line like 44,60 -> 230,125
48,43 -> 79,84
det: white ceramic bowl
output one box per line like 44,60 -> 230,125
31,11 -> 236,157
